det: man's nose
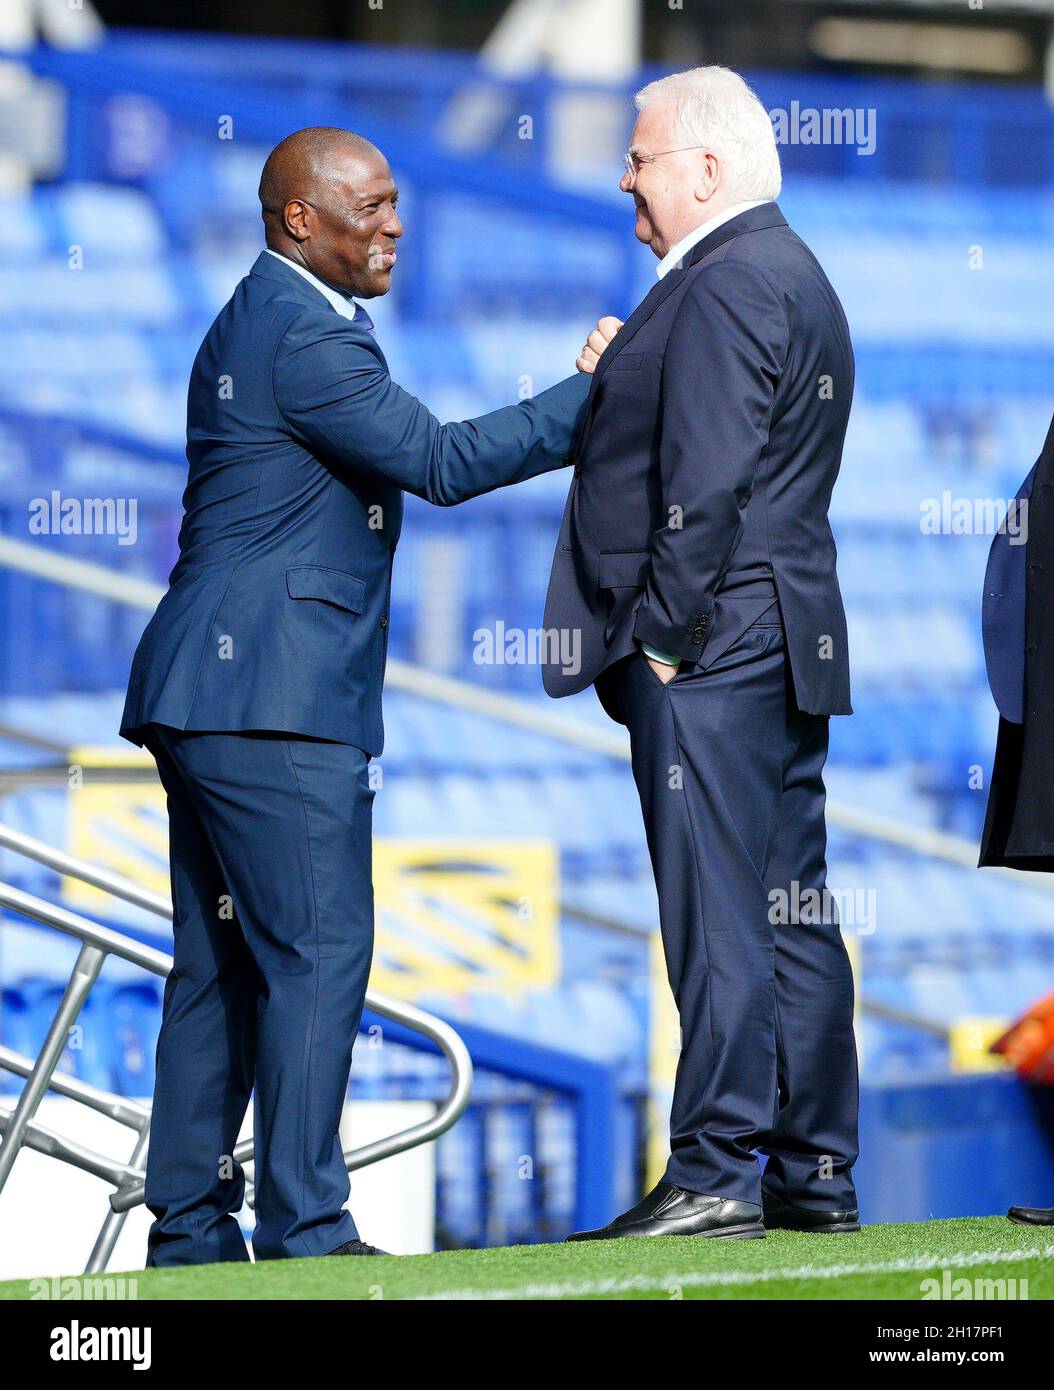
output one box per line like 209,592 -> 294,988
383,213 -> 403,239
619,170 -> 634,194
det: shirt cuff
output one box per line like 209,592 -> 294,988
639,641 -> 681,667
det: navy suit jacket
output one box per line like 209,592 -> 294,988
982,455 -> 1042,725
121,251 -> 588,755
542,203 -> 854,716
978,409 -> 1054,867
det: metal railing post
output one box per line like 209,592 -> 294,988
0,827 -> 474,1270
0,941 -> 105,1194
85,1124 -> 151,1274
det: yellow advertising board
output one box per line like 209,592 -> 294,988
63,747 -> 559,999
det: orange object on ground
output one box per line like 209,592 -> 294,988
991,990 -> 1054,1083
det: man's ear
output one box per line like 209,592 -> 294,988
283,199 -> 311,242
694,152 -> 721,205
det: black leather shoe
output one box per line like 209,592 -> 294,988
565,1182 -> 765,1242
326,1239 -> 391,1256
1007,1204 -> 1054,1226
763,1196 -> 860,1233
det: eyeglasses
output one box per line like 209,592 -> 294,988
623,144 -> 710,186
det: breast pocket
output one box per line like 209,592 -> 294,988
603,352 -> 644,373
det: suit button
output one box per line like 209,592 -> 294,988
379,616 -> 388,629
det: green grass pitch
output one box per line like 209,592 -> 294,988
0,1217 -> 1050,1300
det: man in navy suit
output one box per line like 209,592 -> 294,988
979,411 -> 1054,869
978,409 -> 1054,1229
543,68 -> 860,1240
121,127 -> 601,1264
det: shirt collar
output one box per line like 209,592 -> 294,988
264,248 -> 359,320
656,199 -> 771,280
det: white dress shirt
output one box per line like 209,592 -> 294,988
264,248 -> 360,320
641,199 -> 771,667
655,199 -> 771,281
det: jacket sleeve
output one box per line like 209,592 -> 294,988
272,311 -> 589,506
632,260 -> 787,662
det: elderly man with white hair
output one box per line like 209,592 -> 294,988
543,66 -> 860,1241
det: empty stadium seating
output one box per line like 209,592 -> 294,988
2,37 -> 1054,1240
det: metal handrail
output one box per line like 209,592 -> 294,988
0,1107 -> 146,1188
0,824 -> 473,1271
0,1044 -> 150,1128
0,822 -> 175,918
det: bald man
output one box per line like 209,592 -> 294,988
121,127 -> 608,1265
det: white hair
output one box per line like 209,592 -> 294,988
633,65 -> 781,201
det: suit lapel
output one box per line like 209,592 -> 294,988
587,267 -> 689,394
602,202 -> 786,380
571,270 -> 688,457
573,202 -> 789,457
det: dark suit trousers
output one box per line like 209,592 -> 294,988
142,726 -> 375,1264
603,615 -> 859,1207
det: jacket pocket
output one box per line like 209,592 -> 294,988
599,550 -> 650,589
604,352 -> 644,372
285,565 -> 366,614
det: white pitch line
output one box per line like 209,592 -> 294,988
413,1242 -> 1054,1301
